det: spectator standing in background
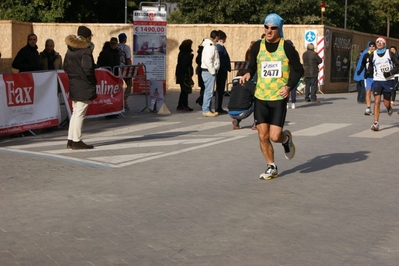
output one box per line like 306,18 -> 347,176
117,33 -> 133,110
64,26 -> 97,149
12,33 -> 41,72
175,39 -> 194,112
97,37 -> 120,75
39,39 -> 63,70
215,30 -> 231,114
302,43 -> 322,103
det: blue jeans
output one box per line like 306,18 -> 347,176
357,80 -> 365,102
201,71 -> 216,113
228,103 -> 254,123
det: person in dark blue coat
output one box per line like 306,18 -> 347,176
215,30 -> 231,114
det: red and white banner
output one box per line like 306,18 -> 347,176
58,69 -> 124,119
233,61 -> 249,70
0,71 -> 60,136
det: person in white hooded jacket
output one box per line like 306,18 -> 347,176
200,30 -> 220,117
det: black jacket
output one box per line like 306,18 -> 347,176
175,46 -> 193,84
12,44 -> 41,72
302,49 -> 322,78
228,80 -> 255,111
64,35 -> 97,101
97,46 -> 120,75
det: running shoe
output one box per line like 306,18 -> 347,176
259,164 -> 278,180
282,130 -> 295,160
370,122 -> 379,131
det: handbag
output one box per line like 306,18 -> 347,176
182,68 -> 194,94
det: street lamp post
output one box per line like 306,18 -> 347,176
321,2 -> 326,25
344,0 -> 347,29
125,0 -> 127,23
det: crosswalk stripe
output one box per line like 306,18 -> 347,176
158,121 -> 231,134
85,121 -> 180,137
106,135 -> 246,168
292,123 -> 351,136
89,153 -> 163,164
349,126 -> 399,138
44,138 -> 223,154
0,148 -> 110,168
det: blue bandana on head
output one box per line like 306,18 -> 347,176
264,13 -> 284,38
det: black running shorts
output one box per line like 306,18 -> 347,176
254,98 -> 287,127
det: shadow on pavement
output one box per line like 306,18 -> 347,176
280,150 -> 370,176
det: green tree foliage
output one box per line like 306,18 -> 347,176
0,0 -> 70,22
0,0 -> 398,38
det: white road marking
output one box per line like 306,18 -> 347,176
103,136 -> 246,168
292,123 -> 351,136
89,153 -> 163,164
158,121 -> 231,134
44,138 -> 222,154
349,126 -> 399,138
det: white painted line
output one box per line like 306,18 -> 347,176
158,121 -> 231,134
349,126 -> 399,138
215,128 -> 258,136
292,123 -> 351,136
89,152 -> 163,164
85,121 -> 180,137
44,138 -> 222,154
0,148 -> 111,168
113,135 -> 246,167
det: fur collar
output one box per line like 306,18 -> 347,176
65,35 -> 90,49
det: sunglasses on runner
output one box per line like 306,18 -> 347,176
264,25 -> 278,30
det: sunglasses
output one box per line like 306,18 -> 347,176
264,25 -> 278,30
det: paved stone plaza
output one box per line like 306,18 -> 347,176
1,90 -> 399,265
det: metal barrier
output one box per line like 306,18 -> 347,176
114,64 -> 150,112
225,61 -> 249,96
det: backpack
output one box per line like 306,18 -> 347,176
117,44 -> 128,65
195,44 -> 203,66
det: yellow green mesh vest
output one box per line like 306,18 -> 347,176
255,38 -> 289,101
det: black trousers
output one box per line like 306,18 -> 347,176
215,70 -> 228,109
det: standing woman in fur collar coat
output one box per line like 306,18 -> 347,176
64,26 -> 97,150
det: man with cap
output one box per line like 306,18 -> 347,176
239,13 -> 304,180
64,25 -> 97,149
357,41 -> 376,115
117,33 -> 133,110
366,36 -> 399,131
97,37 -> 120,75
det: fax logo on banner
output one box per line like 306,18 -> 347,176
3,73 -> 34,107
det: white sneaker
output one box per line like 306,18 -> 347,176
282,130 -> 295,160
364,108 -> 372,115
370,122 -> 379,131
259,164 -> 278,180
291,103 -> 296,109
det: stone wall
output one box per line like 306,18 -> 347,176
1,20 -> 398,93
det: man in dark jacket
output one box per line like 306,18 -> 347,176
302,43 -> 322,102
64,26 -> 97,150
12,33 -> 41,72
215,30 -> 231,114
97,37 -> 120,75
